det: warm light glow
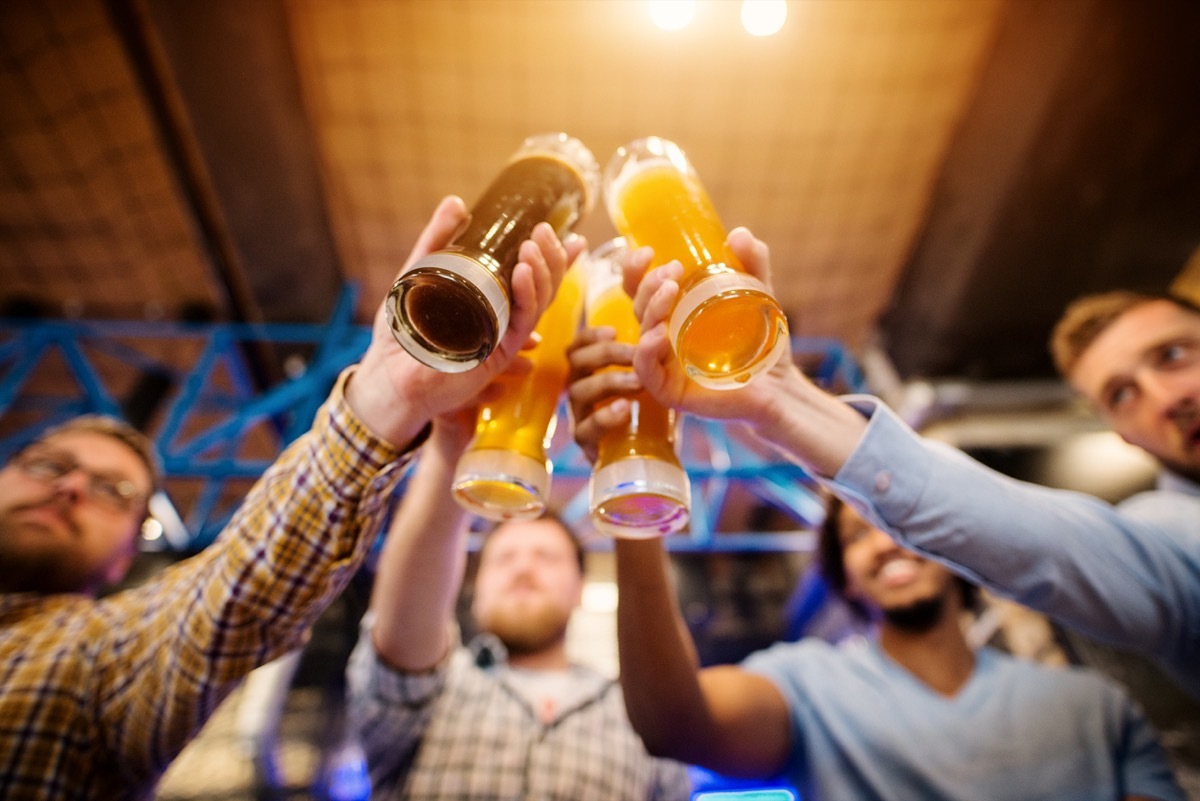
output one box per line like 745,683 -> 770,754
141,517 -> 163,541
741,0 -> 787,36
582,580 -> 619,613
649,0 -> 695,31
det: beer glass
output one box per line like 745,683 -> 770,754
585,238 -> 690,538
387,132 -> 599,372
451,257 -> 587,520
604,136 -> 788,389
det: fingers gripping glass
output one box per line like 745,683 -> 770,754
13,449 -> 146,513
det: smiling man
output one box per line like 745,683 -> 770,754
590,234 -> 1200,703
1054,292 -> 1200,485
609,496 -> 1183,800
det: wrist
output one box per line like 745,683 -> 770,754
344,358 -> 430,450
753,366 -> 866,477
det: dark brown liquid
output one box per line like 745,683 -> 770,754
390,150 -> 590,369
453,152 -> 589,280
401,270 -> 496,357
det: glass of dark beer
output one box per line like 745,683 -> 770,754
386,132 -> 599,372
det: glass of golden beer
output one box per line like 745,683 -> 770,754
585,238 -> 690,538
604,136 -> 788,389
387,132 -> 599,372
451,257 -> 587,520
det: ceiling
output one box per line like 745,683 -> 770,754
2,0 -> 1200,427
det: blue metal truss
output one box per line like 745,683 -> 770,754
0,284 -> 866,551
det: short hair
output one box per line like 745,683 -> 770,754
25,415 -> 162,501
1050,290 -> 1200,378
480,510 -> 587,575
817,496 -> 978,620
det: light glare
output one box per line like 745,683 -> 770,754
741,0 -> 787,36
649,0 -> 695,31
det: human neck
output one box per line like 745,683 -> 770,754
506,641 -> 570,671
878,601 -> 975,697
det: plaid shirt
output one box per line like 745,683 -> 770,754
0,368 -> 418,801
347,630 -> 693,801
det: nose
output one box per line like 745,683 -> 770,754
861,526 -> 899,557
49,465 -> 89,500
1140,372 -> 1191,419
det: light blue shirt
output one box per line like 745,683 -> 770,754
827,397 -> 1200,700
743,638 -> 1183,801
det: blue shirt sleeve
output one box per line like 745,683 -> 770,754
824,396 -> 1200,699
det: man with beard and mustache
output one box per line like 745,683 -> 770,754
0,196 -> 580,801
344,414 -> 690,800
584,235 -> 1200,704
603,494 -> 1183,800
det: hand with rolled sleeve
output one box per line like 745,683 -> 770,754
348,194 -> 586,451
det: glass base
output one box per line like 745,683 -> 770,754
590,456 -> 690,538
669,270 -> 788,390
452,448 -> 549,521
386,251 -> 510,373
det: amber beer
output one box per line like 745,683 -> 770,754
451,258 -> 587,519
586,239 -> 690,538
605,137 -> 788,389
387,133 -> 599,372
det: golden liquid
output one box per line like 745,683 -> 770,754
465,261 -> 586,463
587,282 -> 681,469
609,162 -> 734,288
676,289 -> 787,384
610,161 -> 787,383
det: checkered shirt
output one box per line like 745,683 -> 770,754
347,630 -> 692,800
0,367 -> 417,800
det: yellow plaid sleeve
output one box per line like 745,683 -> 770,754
6,366 -> 426,796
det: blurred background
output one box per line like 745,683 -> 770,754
1,0 -> 1199,798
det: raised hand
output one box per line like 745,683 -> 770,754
566,326 -> 641,464
624,228 -> 801,427
348,195 -> 587,448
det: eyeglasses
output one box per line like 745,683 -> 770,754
10,448 -> 148,514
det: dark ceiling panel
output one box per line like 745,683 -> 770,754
881,0 -> 1200,381
134,0 -> 344,324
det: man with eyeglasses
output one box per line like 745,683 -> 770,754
0,417 -> 156,597
0,196 -> 584,801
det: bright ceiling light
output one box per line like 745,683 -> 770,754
741,0 -> 787,36
649,0 -> 695,31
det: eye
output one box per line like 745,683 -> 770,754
1104,382 -> 1136,412
1160,340 -> 1199,367
23,453 -> 72,480
94,477 -> 137,507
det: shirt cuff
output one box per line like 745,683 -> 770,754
364,631 -> 457,707
824,396 -> 934,533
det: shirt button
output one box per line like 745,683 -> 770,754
874,471 -> 892,493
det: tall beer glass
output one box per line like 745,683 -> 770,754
586,238 -> 690,538
451,258 -> 587,520
387,132 -> 599,372
605,136 -> 788,389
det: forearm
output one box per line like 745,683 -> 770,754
94,371 -> 416,770
614,538 -> 711,756
744,363 -> 868,479
369,425 -> 471,671
829,399 -> 1199,661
